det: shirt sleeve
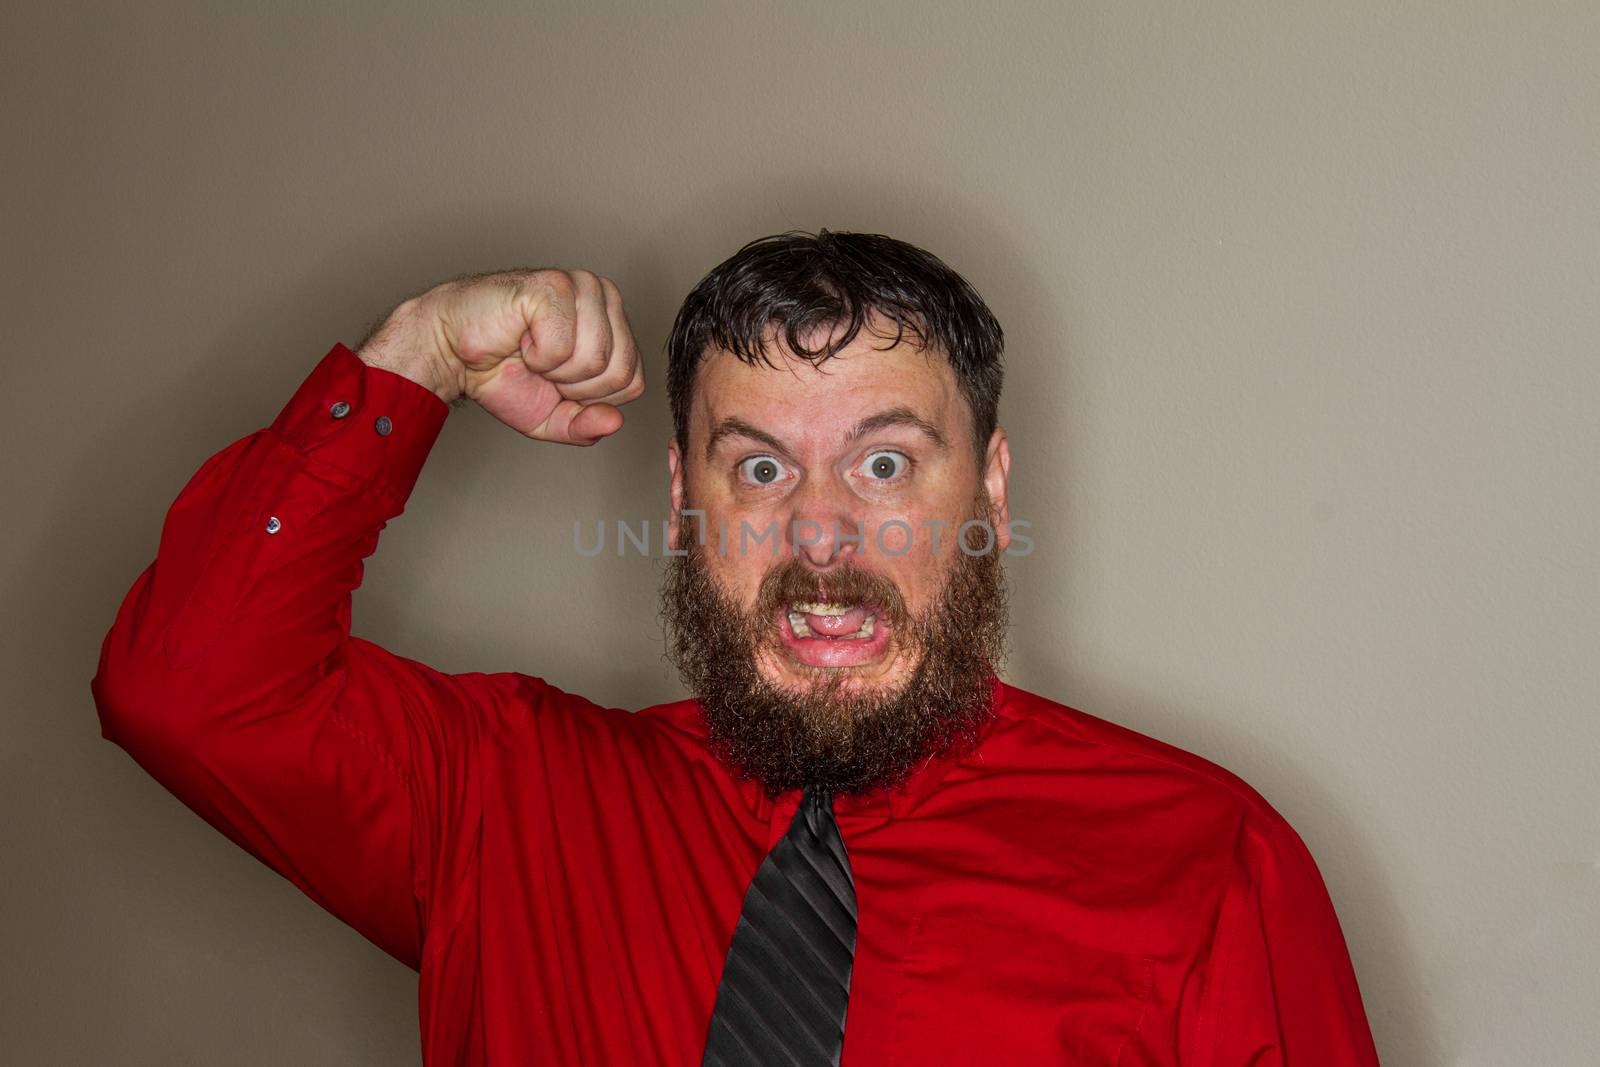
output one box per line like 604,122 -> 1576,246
90,342 -> 493,972
1206,819 -> 1382,1066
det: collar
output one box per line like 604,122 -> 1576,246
731,673 -> 1007,822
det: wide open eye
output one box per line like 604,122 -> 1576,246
738,455 -> 791,486
858,450 -> 909,481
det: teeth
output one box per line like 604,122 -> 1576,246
786,611 -> 877,640
791,601 -> 857,616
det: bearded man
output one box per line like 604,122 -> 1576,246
92,231 -> 1379,1065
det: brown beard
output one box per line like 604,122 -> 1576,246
660,499 -> 1009,801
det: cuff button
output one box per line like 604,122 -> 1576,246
265,516 -> 282,534
374,415 -> 393,436
330,401 -> 351,419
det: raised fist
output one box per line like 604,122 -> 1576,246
359,268 -> 644,446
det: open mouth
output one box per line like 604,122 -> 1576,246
774,600 -> 892,667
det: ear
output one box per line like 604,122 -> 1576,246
667,435 -> 686,547
983,427 -> 1012,553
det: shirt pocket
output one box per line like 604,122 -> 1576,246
888,913 -> 1153,1067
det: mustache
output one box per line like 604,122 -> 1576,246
753,557 -> 911,632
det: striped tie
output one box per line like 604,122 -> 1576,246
701,785 -> 858,1067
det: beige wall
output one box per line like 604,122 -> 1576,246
4,1 -> 1595,1063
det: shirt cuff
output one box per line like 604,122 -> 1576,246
268,343 -> 450,502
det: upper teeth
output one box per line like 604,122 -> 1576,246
791,602 -> 856,615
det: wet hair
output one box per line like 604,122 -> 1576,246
666,230 -> 1005,458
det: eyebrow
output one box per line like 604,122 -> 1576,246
844,406 -> 949,450
705,417 -> 788,461
704,406 -> 948,461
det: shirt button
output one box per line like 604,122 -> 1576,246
330,401 -> 351,419
265,516 -> 282,534
374,415 -> 393,436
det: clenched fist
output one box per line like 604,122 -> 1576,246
357,269 -> 644,446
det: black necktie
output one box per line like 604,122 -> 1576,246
700,785 -> 858,1067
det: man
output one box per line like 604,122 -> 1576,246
91,231 -> 1380,1065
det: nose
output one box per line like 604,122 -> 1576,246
786,477 -> 864,568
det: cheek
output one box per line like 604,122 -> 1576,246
896,559 -> 945,615
865,516 -> 918,557
696,527 -> 771,606
860,502 -> 972,571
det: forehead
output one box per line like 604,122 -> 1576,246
690,326 -> 966,454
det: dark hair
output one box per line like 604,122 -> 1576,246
666,230 -> 1004,458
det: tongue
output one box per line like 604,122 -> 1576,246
802,606 -> 870,637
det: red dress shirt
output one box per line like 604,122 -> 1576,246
91,343 -> 1381,1066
